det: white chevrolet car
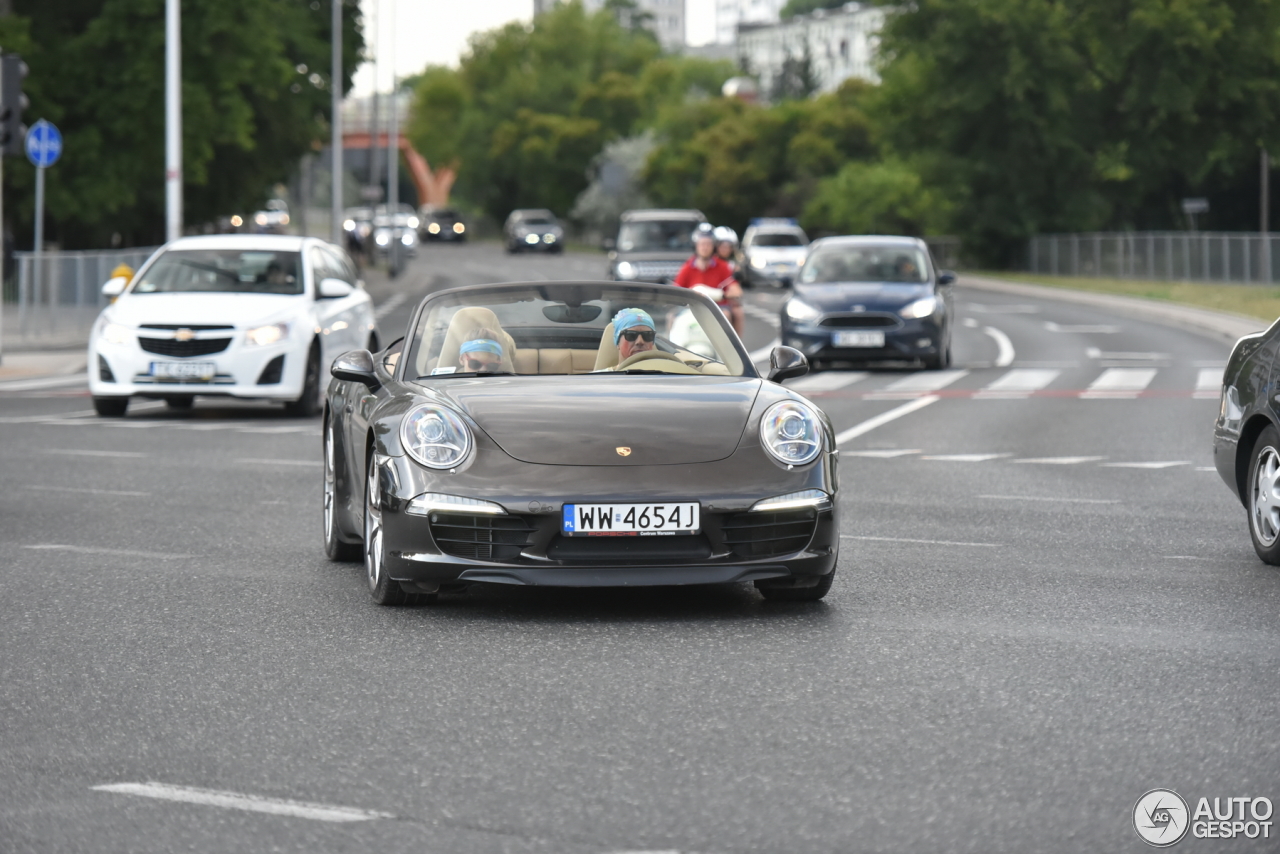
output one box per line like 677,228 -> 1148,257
88,235 -> 377,417
742,218 -> 810,288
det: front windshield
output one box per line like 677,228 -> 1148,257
131,249 -> 303,295
520,217 -> 554,226
753,232 -> 807,247
617,220 -> 696,253
406,283 -> 750,379
800,245 -> 930,284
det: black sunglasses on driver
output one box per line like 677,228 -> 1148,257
620,329 -> 655,343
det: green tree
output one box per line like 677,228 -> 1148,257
803,159 -> 950,236
3,0 -> 363,250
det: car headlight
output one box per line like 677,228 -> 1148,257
543,233 -> 556,243
615,261 -> 637,280
245,322 -> 289,346
760,400 -> 823,466
453,222 -> 465,233
375,232 -> 390,246
407,216 -> 420,229
100,321 -> 132,345
401,231 -> 415,245
784,298 -> 821,322
406,493 -> 506,516
401,405 -> 473,470
280,214 -> 290,225
899,295 -> 939,319
751,256 -> 767,269
428,222 -> 440,234
525,233 -> 539,244
343,219 -> 356,231
254,212 -> 268,226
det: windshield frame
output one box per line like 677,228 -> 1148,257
400,281 -> 757,383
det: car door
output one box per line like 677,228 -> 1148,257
328,245 -> 375,352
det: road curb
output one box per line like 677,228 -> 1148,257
960,274 -> 1268,345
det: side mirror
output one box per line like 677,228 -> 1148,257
102,276 -> 127,298
331,349 -> 381,391
600,238 -> 616,252
937,270 -> 956,286
767,346 -> 808,383
318,277 -> 355,299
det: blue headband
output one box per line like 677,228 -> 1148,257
613,308 -> 655,345
460,338 -> 503,357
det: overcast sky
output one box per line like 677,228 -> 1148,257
352,0 -> 718,95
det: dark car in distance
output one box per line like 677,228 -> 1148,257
322,280 -> 839,607
504,209 -> 564,253
420,206 -> 467,242
605,208 -> 706,284
1212,319 -> 1280,563
779,235 -> 956,370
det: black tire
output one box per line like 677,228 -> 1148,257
364,450 -> 433,605
283,343 -> 321,417
93,396 -> 129,417
756,569 -> 836,602
1247,425 -> 1280,564
324,418 -> 362,562
164,395 -> 194,410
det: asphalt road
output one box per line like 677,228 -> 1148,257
1,242 -> 1275,853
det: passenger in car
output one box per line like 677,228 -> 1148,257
613,308 -> 657,361
457,327 -> 506,373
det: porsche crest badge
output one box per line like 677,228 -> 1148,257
615,447 -> 632,456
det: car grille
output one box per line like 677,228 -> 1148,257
139,324 -> 235,331
138,337 -> 233,357
429,513 -> 536,561
721,509 -> 817,558
819,314 -> 900,328
547,534 -> 712,563
631,261 -> 683,281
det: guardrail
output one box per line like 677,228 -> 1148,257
1029,231 -> 1280,284
3,245 -> 159,348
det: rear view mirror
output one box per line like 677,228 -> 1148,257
767,346 -> 808,383
937,270 -> 956,286
318,277 -> 354,299
102,276 -> 127,298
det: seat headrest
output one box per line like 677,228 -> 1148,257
421,306 -> 517,376
594,322 -> 619,371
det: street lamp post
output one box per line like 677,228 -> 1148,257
165,0 -> 181,242
330,0 -> 343,246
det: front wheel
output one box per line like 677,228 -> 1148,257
365,451 -> 433,605
93,396 -> 129,417
323,419 -> 361,562
283,344 -> 320,417
164,395 -> 194,410
1248,426 -> 1280,564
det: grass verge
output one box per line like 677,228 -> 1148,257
975,271 -> 1280,323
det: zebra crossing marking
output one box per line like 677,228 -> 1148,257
865,369 -> 968,398
1080,368 -> 1157,399
1194,367 -> 1223,399
973,368 -> 1060,399
788,371 -> 868,391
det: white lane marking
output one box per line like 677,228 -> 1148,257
0,409 -> 98,423
26,485 -> 150,497
974,368 -> 1060,399
1196,466 -> 1216,472
237,458 -> 320,466
24,545 -> 191,559
1194,367 -> 1223,399
1193,360 -> 1228,368
1044,321 -> 1120,333
42,449 -> 145,458
1161,555 -> 1217,561
1080,368 -> 1157,398
1014,360 -> 1079,368
788,371 -> 867,391
978,494 -> 1120,504
749,339 -> 780,364
875,369 -> 968,394
962,317 -> 979,328
91,782 -> 394,823
967,303 -> 1039,314
1086,347 -> 1170,361
743,303 -> 780,328
1100,461 -> 1190,469
0,373 -> 89,392
842,448 -> 921,458
373,292 -> 408,320
921,453 -> 1011,462
841,535 -> 1001,548
982,326 -> 1015,367
834,395 -> 939,445
1012,456 -> 1106,465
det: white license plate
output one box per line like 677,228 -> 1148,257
833,330 -> 885,348
150,361 -> 216,380
563,502 -> 700,536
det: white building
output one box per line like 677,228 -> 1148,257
737,2 -> 885,96
715,0 -> 787,45
575,0 -> 687,51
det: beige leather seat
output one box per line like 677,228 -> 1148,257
420,306 -> 518,376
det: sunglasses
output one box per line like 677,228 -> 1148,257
464,357 -> 499,371
620,329 -> 655,343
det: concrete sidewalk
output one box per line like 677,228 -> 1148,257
0,348 -> 87,384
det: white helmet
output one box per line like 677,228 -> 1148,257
712,226 -> 738,246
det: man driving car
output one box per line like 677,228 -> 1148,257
614,308 -> 656,362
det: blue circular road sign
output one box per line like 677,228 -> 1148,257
26,119 -> 62,168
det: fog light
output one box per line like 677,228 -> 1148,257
917,338 -> 932,347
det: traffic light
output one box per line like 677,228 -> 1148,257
0,54 -> 28,157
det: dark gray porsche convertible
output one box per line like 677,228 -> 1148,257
323,281 -> 840,606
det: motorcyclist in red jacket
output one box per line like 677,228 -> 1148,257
673,223 -> 746,337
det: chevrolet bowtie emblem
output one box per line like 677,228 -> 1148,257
175,328 -> 195,341
615,447 -> 632,456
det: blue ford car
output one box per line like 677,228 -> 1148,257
779,235 -> 955,370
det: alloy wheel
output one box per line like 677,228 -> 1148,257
1253,445 -> 1280,546
365,459 -> 384,591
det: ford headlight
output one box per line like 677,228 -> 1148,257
615,261 -> 637,280
899,295 -> 939,319
407,216 -> 420,229
784,298 -> 821,322
402,405 -> 473,469
100,321 -> 132,345
760,400 -> 822,466
751,256 -> 767,269
245,322 -> 289,346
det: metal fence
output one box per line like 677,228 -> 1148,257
3,245 -> 159,347
1028,231 -> 1280,284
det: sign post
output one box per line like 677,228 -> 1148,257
26,118 -> 61,337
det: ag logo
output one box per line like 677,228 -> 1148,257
1134,789 -> 1190,847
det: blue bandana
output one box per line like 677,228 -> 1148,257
460,338 -> 503,357
612,308 -> 655,345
